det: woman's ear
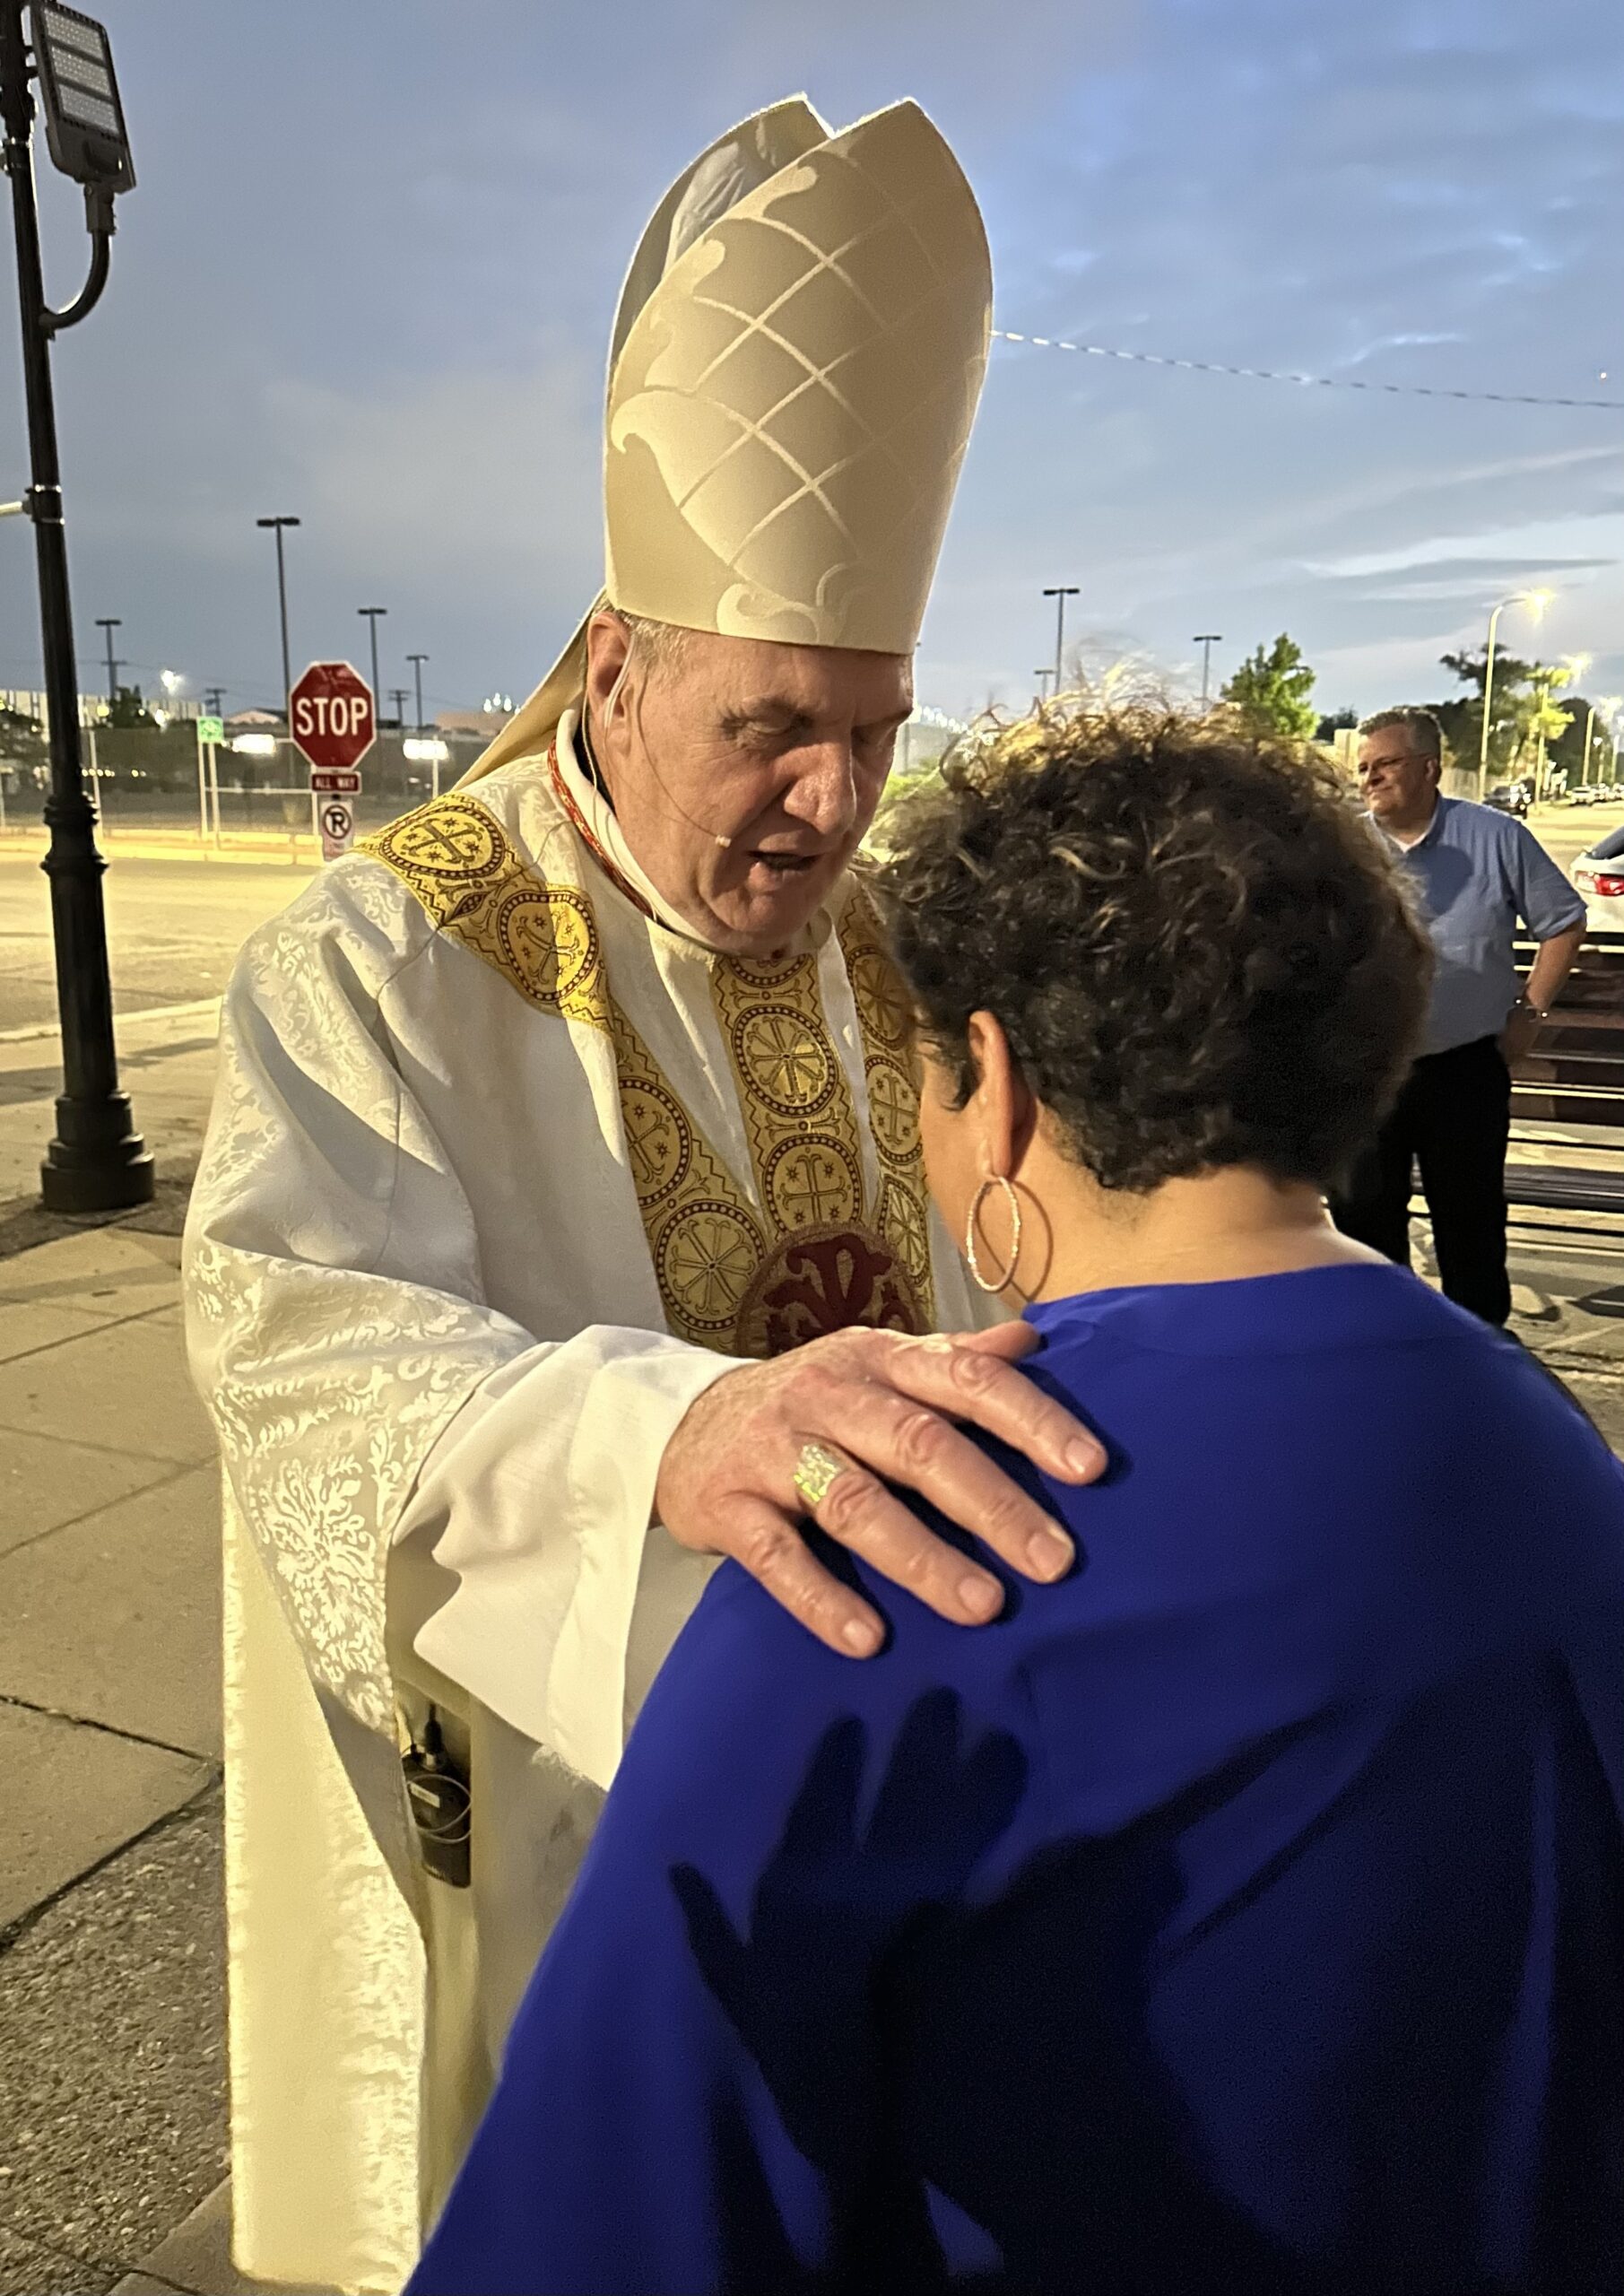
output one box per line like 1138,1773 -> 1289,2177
964,1011 -> 1031,1179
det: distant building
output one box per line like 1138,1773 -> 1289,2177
435,709 -> 512,742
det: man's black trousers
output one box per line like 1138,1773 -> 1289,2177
1333,1034 -> 1512,1326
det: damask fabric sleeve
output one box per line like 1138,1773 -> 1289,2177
183,864 -> 733,1775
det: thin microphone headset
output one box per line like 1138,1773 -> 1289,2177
600,646 -> 734,850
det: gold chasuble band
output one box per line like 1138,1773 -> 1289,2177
358,796 -> 935,1359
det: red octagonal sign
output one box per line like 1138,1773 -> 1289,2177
290,660 -> 376,773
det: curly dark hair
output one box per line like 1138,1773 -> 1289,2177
874,708 -> 1432,1194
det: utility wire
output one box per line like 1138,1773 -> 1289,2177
991,329 -> 1624,412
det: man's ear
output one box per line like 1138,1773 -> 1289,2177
584,612 -> 633,725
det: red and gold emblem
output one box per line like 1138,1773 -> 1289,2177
735,1222 -> 924,1359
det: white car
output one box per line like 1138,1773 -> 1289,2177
1571,831 -> 1624,928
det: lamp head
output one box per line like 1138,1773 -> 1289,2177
30,3 -> 134,196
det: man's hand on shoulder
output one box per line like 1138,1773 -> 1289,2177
653,1325 -> 1104,1657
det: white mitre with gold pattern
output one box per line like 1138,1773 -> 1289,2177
464,94 -> 992,781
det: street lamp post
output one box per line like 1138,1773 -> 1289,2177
94,611 -> 118,703
1194,632 -> 1223,709
358,605 -> 386,724
1034,668 -> 1051,709
256,514 -> 299,720
1042,586 -> 1080,696
406,650 -> 427,734
0,0 -> 150,1211
1478,588 -> 1552,803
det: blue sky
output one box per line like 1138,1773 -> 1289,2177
0,0 -> 1619,723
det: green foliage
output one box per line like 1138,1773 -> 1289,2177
1316,707 -> 1358,742
105,683 -> 156,730
1437,646 -> 1539,776
1220,634 -> 1319,740
1550,696 -> 1607,780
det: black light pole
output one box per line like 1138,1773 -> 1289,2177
358,605 -> 385,718
1,0 -> 149,1210
256,514 -> 299,718
1042,585 -> 1080,696
1194,632 -> 1223,709
406,650 -> 427,733
94,610 -> 117,701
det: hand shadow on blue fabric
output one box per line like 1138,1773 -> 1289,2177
672,1689 -> 1527,2296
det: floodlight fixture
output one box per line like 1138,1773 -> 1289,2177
403,737 -> 451,765
30,2 -> 133,196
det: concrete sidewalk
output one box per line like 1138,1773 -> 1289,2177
0,1000 -> 221,1220
0,1224 -> 329,2296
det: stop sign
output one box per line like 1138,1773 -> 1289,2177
290,660 -> 376,772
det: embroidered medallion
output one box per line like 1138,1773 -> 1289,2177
360,796 -> 935,1356
736,1222 -> 925,1361
838,887 -> 936,1320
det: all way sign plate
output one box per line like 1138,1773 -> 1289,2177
310,770 -> 361,794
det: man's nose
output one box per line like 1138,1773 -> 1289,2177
782,744 -> 859,838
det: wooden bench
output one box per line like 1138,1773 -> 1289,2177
1505,928 -> 1624,1224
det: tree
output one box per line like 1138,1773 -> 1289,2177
1550,694 -> 1606,783
1316,707 -> 1358,743
1437,646 -> 1536,780
105,683 -> 155,730
1524,664 -> 1575,798
1220,635 -> 1318,740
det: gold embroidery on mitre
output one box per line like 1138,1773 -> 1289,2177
838,888 -> 937,1324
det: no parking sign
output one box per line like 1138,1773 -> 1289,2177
319,795 -> 355,861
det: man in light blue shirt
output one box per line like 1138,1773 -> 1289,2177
1333,708 -> 1585,1324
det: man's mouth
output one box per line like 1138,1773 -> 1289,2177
748,850 -> 821,877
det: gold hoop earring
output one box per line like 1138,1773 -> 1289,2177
965,1174 -> 1022,1295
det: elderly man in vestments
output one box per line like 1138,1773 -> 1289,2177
184,96 -> 1098,2296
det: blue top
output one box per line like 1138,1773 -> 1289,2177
1377,795 -> 1584,1054
410,1265 -> 1624,2296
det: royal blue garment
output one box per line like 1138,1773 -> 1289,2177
409,1265 -> 1624,2296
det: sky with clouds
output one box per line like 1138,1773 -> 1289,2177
0,0 -> 1619,724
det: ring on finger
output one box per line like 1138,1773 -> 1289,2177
792,1439 -> 849,1514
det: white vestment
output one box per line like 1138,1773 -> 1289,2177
184,729 -> 986,2294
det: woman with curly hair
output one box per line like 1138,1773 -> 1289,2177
412,712 -> 1624,2296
